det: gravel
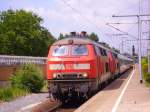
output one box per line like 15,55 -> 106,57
0,93 -> 49,112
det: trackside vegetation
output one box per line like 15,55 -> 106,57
0,87 -> 29,101
142,57 -> 150,85
10,64 -> 44,93
0,64 -> 44,102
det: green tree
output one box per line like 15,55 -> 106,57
58,33 -> 65,40
0,9 -> 56,56
88,32 -> 99,42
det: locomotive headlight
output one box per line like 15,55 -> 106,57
73,63 -> 90,69
82,73 -> 88,77
53,73 -> 57,78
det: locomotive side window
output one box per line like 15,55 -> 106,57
72,45 -> 88,56
103,49 -> 107,56
117,63 -> 119,69
99,47 -> 104,56
112,53 -> 118,58
105,63 -> 109,72
99,47 -> 107,56
52,45 -> 69,56
95,46 -> 101,56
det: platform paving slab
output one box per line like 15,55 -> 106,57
117,65 -> 150,112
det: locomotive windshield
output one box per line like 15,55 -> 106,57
52,45 -> 88,56
72,45 -> 88,56
52,45 -> 69,56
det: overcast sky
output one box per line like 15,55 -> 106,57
0,0 -> 150,55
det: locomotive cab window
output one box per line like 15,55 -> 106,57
52,45 -> 69,56
72,45 -> 88,56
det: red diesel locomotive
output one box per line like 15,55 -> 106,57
47,32 -> 133,101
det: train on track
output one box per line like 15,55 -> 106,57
47,31 -> 133,102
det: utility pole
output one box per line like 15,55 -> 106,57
149,21 -> 150,72
112,0 -> 150,83
112,14 -> 143,83
148,21 -> 150,72
141,20 -> 150,72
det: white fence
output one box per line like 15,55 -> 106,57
0,55 -> 47,66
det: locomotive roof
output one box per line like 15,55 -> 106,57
53,37 -> 114,52
52,37 -> 133,62
52,38 -> 94,45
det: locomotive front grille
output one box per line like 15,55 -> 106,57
62,74 -> 78,79
53,73 -> 87,79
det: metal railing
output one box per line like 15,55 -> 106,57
0,55 -> 47,66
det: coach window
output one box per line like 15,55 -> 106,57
113,53 -> 118,59
72,45 -> 88,56
115,54 -> 118,58
117,63 -> 119,69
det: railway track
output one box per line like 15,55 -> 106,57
51,101 -> 81,112
31,97 -> 84,112
53,108 -> 75,112
31,100 -> 62,112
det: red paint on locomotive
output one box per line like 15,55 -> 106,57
47,44 -> 97,79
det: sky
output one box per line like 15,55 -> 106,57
0,0 -> 150,55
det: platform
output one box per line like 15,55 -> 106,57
75,65 -> 150,112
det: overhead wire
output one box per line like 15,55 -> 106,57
61,0 -> 107,41
106,23 -> 138,52
106,23 -> 137,39
61,0 -> 145,52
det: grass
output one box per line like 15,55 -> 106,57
0,81 -> 47,102
41,81 -> 48,93
144,81 -> 150,87
0,87 -> 29,102
141,57 -> 150,86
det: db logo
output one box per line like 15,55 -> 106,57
66,64 -> 73,69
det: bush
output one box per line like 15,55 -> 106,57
141,57 -> 150,84
0,87 -> 29,101
144,72 -> 150,83
10,64 -> 44,93
142,57 -> 148,65
142,63 -> 148,75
